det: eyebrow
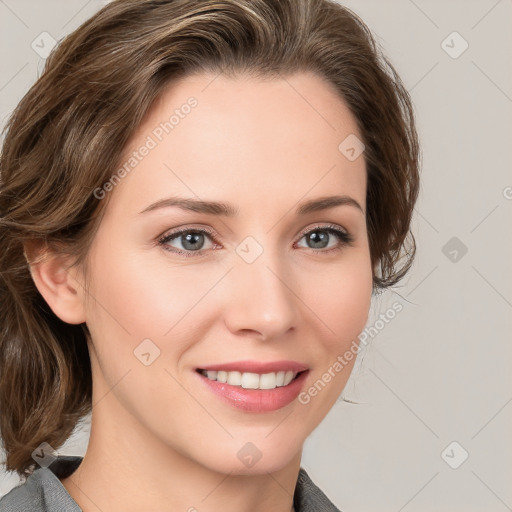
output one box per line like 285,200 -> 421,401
138,194 -> 364,216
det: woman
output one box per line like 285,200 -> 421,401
0,0 -> 420,510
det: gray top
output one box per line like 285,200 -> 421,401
0,456 -> 341,511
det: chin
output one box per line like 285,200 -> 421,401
194,439 -> 302,476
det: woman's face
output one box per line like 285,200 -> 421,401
77,71 -> 373,475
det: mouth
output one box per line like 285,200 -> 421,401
195,368 -> 307,390
193,359 -> 310,412
194,367 -> 310,412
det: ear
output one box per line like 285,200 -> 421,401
24,241 -> 87,325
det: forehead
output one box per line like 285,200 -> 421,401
107,71 -> 367,217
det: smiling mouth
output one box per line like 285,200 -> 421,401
195,368 -> 306,390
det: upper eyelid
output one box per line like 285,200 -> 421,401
298,223 -> 349,236
158,225 -> 216,242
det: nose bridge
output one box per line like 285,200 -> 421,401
225,234 -> 298,337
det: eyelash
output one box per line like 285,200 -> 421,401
157,223 -> 355,258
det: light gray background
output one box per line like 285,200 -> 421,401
1,1 -> 511,510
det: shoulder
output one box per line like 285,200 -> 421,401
294,466 -> 342,512
0,470 -> 44,512
0,456 -> 83,512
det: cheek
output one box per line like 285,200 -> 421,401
82,242 -> 202,407
86,242 -> 207,341
299,250 -> 373,348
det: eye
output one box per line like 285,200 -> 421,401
157,223 -> 354,258
158,227 -> 218,258
295,223 -> 354,253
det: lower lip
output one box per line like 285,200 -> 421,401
195,370 -> 309,413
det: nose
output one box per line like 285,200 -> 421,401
222,247 -> 299,341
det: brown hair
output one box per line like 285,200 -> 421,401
0,0 -> 420,478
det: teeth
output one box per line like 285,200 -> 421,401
199,369 -> 299,389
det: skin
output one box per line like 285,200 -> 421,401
29,70 -> 373,512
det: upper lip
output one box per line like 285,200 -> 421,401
197,360 -> 309,374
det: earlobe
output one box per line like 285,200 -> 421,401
24,241 -> 87,325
